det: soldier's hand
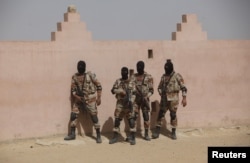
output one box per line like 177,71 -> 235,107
115,88 -> 126,96
143,97 -> 149,102
96,97 -> 101,106
74,94 -> 82,102
182,97 -> 187,107
120,90 -> 126,96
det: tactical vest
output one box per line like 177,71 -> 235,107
83,72 -> 97,94
115,79 -> 127,100
73,71 -> 97,95
159,72 -> 181,101
166,73 -> 181,93
134,73 -> 151,96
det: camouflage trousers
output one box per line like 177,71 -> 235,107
113,99 -> 136,133
156,100 -> 179,128
70,99 -> 100,129
134,96 -> 150,129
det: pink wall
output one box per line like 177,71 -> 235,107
0,9 -> 250,141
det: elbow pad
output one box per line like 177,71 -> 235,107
181,87 -> 187,92
96,85 -> 102,91
181,87 -> 187,96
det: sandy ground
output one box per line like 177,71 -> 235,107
0,125 -> 249,163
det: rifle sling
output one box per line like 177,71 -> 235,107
136,73 -> 146,96
164,72 -> 175,87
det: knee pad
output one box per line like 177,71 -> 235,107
70,112 -> 77,121
158,109 -> 165,119
170,111 -> 176,121
128,118 -> 135,128
142,112 -> 149,121
114,118 -> 121,128
91,115 -> 99,124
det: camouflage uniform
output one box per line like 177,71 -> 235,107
65,71 -> 102,143
112,78 -> 136,131
131,72 -> 154,140
152,71 -> 187,139
109,77 -> 137,145
70,71 -> 102,127
156,71 -> 186,127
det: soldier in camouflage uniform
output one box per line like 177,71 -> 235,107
152,59 -> 187,140
64,60 -> 103,143
109,67 -> 137,145
131,61 -> 154,141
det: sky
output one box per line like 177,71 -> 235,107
0,0 -> 250,41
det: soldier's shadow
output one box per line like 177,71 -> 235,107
150,100 -> 172,139
101,116 -> 113,140
102,116 -> 128,143
77,109 -> 96,140
161,118 -> 172,139
102,116 -> 127,143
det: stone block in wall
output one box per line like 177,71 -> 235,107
177,23 -> 203,33
51,32 -> 56,41
57,22 -> 88,32
172,32 -> 177,40
64,13 -> 81,22
51,29 -> 92,42
182,14 -> 198,23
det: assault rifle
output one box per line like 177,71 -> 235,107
75,83 -> 86,110
136,85 -> 150,110
124,88 -> 133,112
160,73 -> 175,109
160,81 -> 167,110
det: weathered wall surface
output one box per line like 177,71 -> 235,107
0,9 -> 250,141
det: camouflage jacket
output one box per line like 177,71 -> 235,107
111,78 -> 136,102
71,71 -> 102,100
158,71 -> 187,101
131,72 -> 154,97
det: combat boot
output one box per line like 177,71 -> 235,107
96,128 -> 102,143
152,126 -> 161,139
144,129 -> 151,141
109,132 -> 119,144
172,128 -> 177,140
129,132 -> 136,145
125,132 -> 133,142
64,127 -> 76,140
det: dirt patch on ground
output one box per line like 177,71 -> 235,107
0,125 -> 249,163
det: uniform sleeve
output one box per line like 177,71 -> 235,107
89,72 -> 102,97
71,75 -> 77,95
157,75 -> 164,95
111,79 -> 119,94
176,73 -> 187,96
147,74 -> 154,96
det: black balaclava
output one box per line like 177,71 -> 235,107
164,59 -> 174,75
136,61 -> 145,75
121,67 -> 129,80
77,60 -> 86,74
